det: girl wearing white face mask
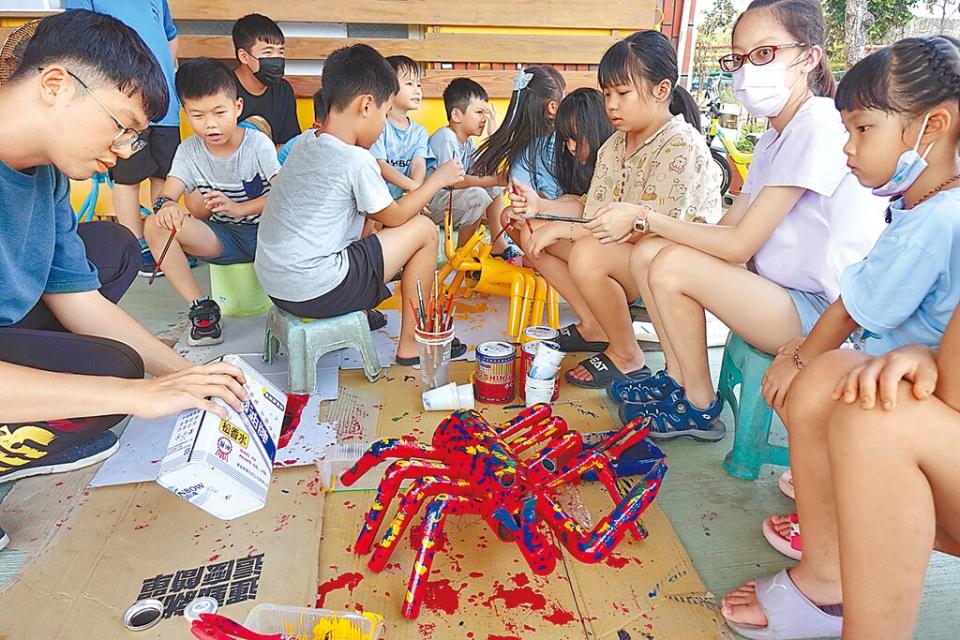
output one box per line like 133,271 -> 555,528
606,0 -> 888,443
725,36 -> 960,640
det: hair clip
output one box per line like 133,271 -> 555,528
512,69 -> 534,92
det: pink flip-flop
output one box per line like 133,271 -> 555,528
779,469 -> 795,500
762,513 -> 802,560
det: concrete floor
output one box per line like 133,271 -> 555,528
2,264 -> 958,638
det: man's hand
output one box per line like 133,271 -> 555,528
125,361 -> 248,419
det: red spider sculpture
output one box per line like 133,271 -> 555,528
340,403 -> 667,619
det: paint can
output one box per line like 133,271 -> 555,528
123,599 -> 164,631
518,340 -> 560,402
474,341 -> 516,404
520,325 -> 560,345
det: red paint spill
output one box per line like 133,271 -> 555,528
483,573 -> 547,611
316,572 -> 364,607
279,393 -> 310,448
418,622 -> 437,639
605,555 -> 630,568
468,571 -> 484,579
422,579 -> 467,614
486,636 -> 521,640
544,606 -> 576,625
208,554 -> 221,562
133,524 -> 148,531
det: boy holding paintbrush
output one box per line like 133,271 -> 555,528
255,44 -> 467,366
144,58 -> 280,346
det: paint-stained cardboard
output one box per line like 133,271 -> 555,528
0,466 -> 324,639
313,364 -> 729,639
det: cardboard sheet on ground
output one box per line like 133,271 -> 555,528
0,466 -> 324,639
315,365 -> 728,639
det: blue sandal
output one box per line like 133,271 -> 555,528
619,389 -> 725,442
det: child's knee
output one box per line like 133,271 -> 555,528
410,214 -> 438,244
646,243 -> 690,291
629,239 -> 661,280
567,239 -> 601,278
142,214 -> 164,240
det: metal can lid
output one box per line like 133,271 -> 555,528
476,341 -> 516,359
524,325 -> 559,340
522,341 -> 541,355
183,596 -> 219,622
123,599 -> 164,631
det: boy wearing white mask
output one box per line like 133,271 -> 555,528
606,0 -> 887,441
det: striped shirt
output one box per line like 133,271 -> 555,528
168,129 -> 280,225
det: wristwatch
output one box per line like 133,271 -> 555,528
152,195 -> 174,214
633,213 -> 649,234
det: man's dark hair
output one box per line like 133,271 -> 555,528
232,13 -> 284,57
175,58 -> 238,102
12,9 -> 168,122
443,77 -> 488,119
385,55 -> 419,78
321,44 -> 398,114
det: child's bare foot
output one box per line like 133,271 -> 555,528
566,350 -> 646,384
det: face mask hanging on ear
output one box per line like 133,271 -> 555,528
872,113 -> 935,197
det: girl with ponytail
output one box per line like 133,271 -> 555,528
509,30 -> 723,391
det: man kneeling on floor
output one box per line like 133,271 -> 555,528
0,11 -> 245,551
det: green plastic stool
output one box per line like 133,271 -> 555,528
718,332 -> 789,480
209,262 -> 272,318
263,306 -> 382,393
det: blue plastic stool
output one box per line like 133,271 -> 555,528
718,333 -> 789,480
263,306 -> 382,393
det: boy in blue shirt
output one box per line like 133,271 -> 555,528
0,11 -> 244,551
426,77 -> 505,248
370,56 -> 434,200
65,0 -> 182,276
144,59 -> 280,347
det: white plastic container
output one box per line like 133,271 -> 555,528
157,354 -> 287,520
242,603 -> 383,639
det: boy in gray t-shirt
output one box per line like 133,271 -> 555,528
144,59 -> 280,347
255,44 -> 465,366
425,78 -> 505,248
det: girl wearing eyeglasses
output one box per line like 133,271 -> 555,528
605,0 -> 888,442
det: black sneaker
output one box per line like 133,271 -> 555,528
188,298 -> 223,346
0,525 -> 8,551
0,430 -> 120,484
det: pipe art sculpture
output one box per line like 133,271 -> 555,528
340,404 -> 667,618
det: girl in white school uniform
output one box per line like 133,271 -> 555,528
607,0 -> 888,441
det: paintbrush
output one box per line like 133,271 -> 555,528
148,228 -> 177,285
531,213 -> 591,223
416,275 -> 426,329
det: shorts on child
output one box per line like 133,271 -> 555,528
270,235 -> 391,318
787,288 -> 832,335
426,186 -> 503,227
110,126 -> 180,184
201,220 -> 259,265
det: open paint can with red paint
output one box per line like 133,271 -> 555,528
473,341 -> 516,404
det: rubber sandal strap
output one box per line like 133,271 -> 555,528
726,569 -> 842,640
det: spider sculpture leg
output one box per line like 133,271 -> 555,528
538,456 -> 667,563
341,436 -> 444,487
496,404 -> 553,439
401,493 -> 476,619
368,476 -> 474,572
355,459 -> 453,554
505,415 -> 569,456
